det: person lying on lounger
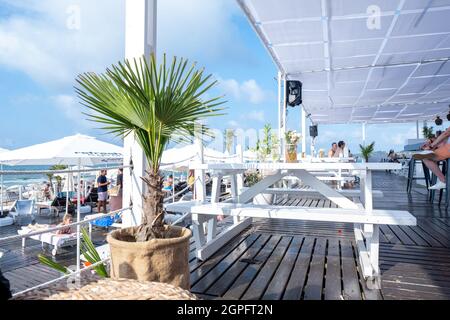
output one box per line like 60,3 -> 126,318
414,126 -> 450,190
56,213 -> 73,235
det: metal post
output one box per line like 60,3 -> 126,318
362,122 -> 366,146
65,173 -> 69,216
277,72 -> 283,156
194,136 -> 205,201
172,170 -> 175,203
236,144 -> 244,193
416,120 -> 419,139
76,158 -> 81,273
301,106 -> 307,155
282,75 -> 287,153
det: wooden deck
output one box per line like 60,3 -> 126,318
1,172 -> 450,300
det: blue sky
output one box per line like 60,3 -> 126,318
0,0 -> 444,154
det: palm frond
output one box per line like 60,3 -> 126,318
75,54 -> 226,173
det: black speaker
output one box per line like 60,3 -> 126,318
309,125 -> 318,137
286,80 -> 302,107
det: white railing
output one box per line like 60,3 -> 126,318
0,164 -> 131,176
12,257 -> 111,298
0,206 -> 131,243
0,206 -> 131,298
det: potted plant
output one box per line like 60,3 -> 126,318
359,142 -> 375,163
251,124 -> 279,205
75,54 -> 225,290
422,125 -> 435,140
285,130 -> 301,163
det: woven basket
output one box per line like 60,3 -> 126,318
13,274 -> 198,300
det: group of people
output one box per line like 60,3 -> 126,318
328,141 -> 352,158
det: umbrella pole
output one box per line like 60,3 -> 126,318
76,158 -> 81,273
172,170 -> 175,203
66,173 -> 69,216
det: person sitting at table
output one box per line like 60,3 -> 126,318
388,150 -> 400,163
328,142 -> 337,158
334,141 -> 347,158
414,126 -> 450,190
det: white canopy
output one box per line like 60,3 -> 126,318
160,144 -> 229,170
0,148 -> 9,153
238,0 -> 450,124
0,134 -> 123,166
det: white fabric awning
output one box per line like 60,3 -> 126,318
238,0 -> 450,124
0,134 -> 123,166
0,148 -> 9,153
160,144 -> 229,170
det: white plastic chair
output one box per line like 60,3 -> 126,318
9,199 -> 35,226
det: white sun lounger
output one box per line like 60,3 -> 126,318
9,200 -> 35,226
17,225 -> 78,256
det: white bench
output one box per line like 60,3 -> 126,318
251,187 -> 383,199
165,200 -> 416,288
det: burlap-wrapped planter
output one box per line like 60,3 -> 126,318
107,225 -> 191,290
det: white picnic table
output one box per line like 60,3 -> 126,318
165,161 -> 416,288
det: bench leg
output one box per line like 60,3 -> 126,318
354,224 -> 381,290
192,214 -> 207,252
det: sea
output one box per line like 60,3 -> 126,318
0,165 -> 187,188
0,165 -> 50,187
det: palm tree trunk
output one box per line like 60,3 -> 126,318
135,169 -> 166,242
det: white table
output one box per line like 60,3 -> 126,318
166,162 -> 416,288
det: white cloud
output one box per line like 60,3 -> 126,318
245,111 -> 265,122
52,94 -> 89,127
0,0 -> 125,87
217,77 -> 271,105
227,120 -> 239,128
157,0 -> 251,66
242,80 -> 266,104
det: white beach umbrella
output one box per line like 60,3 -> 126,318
0,134 -> 122,166
0,147 -> 9,153
0,134 -> 123,273
243,149 -> 258,161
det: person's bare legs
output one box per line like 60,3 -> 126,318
97,200 -> 103,213
103,200 -> 107,213
423,158 -> 445,182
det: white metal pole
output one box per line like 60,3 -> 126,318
416,120 -> 419,139
194,136 -> 205,201
236,144 -> 244,193
277,71 -> 282,156
301,106 -> 307,156
76,158 -> 81,273
362,122 -> 366,146
282,74 -> 287,158
172,170 -> 175,203
122,0 -> 157,227
1,163 -> 3,216
66,173 -> 69,216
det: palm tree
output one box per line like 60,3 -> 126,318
46,165 -> 68,193
75,54 -> 225,241
359,142 -> 375,162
